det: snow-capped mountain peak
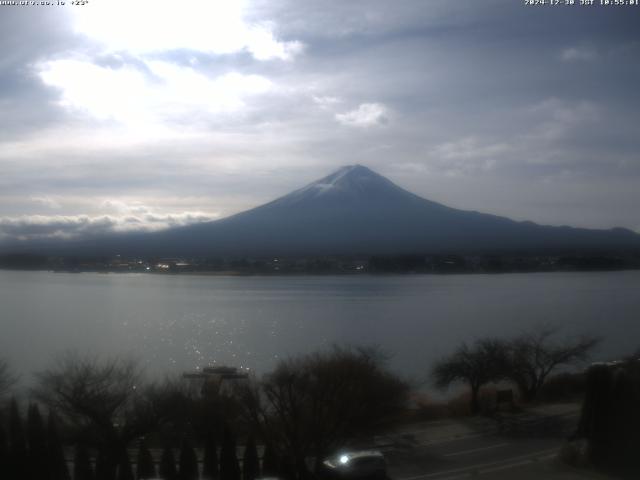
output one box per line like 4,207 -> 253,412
270,164 -> 417,207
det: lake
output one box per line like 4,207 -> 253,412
1,270 -> 639,388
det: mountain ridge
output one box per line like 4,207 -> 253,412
2,165 -> 640,257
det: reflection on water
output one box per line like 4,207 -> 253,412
1,270 -> 638,384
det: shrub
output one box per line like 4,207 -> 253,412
446,386 -> 501,417
202,434 -> 219,480
47,412 -> 70,480
95,448 -> 116,480
27,404 -> 49,480
242,435 -> 259,480
0,422 -> 9,479
116,450 -> 134,480
412,393 -> 449,421
179,439 -> 199,480
9,399 -> 28,480
74,443 -> 95,480
538,372 -> 587,403
136,439 -> 156,480
220,426 -> 240,480
159,446 -> 178,480
261,443 -> 278,478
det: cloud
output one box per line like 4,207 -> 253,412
432,137 -> 510,162
70,0 -> 304,61
37,58 -> 273,126
30,196 -> 61,210
560,47 -> 597,62
523,98 -> 599,144
0,215 -> 117,242
428,137 -> 509,176
0,211 -> 219,243
312,95 -> 342,110
335,103 -> 389,127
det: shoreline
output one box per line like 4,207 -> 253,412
1,266 -> 639,276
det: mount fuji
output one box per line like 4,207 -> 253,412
9,165 -> 640,257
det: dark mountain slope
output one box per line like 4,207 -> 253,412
4,165 -> 640,257
106,165 -> 640,257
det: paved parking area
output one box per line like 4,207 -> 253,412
370,403 -> 612,479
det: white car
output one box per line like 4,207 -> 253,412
322,450 -> 387,479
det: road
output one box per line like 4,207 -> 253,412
386,432 -> 562,480
378,409 -> 582,480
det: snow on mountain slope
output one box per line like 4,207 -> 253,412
261,164 -> 439,209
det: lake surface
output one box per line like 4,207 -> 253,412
1,270 -> 639,387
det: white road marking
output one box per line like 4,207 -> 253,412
443,442 -> 509,457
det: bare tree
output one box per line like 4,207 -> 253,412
432,338 -> 508,415
34,352 -> 142,429
237,346 -> 409,478
505,328 -> 599,402
0,358 -> 17,400
33,352 -> 145,480
136,375 -> 198,440
138,373 -> 234,444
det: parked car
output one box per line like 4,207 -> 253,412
321,450 -> 387,479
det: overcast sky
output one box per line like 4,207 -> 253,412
1,0 -> 639,243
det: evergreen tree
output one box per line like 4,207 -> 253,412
74,443 -> 95,480
279,456 -> 295,480
261,443 -> 278,478
95,448 -> 117,480
219,426 -> 240,480
47,411 -> 70,480
9,398 -> 28,480
242,436 -> 259,480
136,439 -> 156,480
0,421 -> 9,479
27,404 -> 48,480
116,448 -> 134,480
179,438 -> 199,480
202,434 -> 219,480
159,446 -> 178,480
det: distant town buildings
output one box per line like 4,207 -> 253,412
1,252 -> 638,274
